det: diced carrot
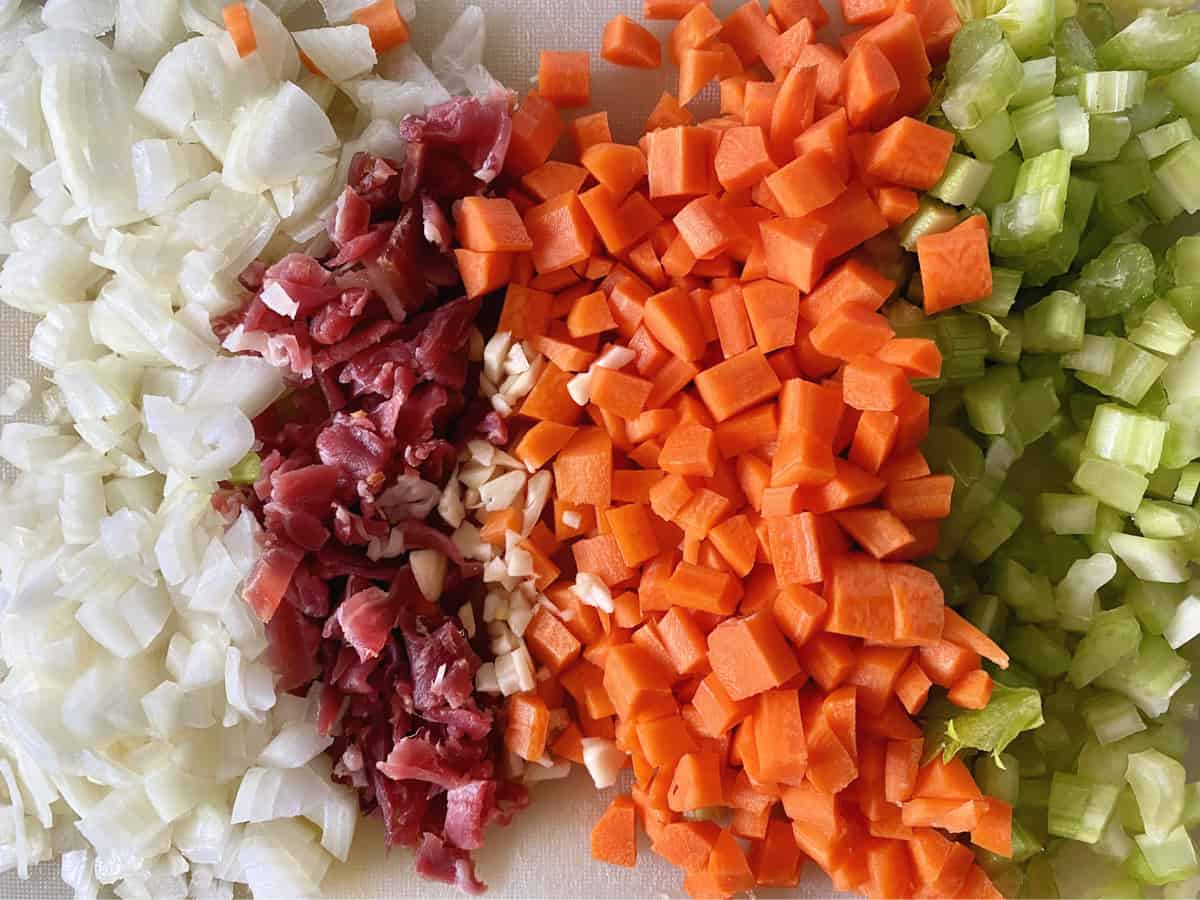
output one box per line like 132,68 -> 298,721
895,660 -> 932,714
897,0 -> 961,63
521,364 -> 581,424
761,19 -> 817,79
713,126 -> 777,193
825,552 -> 893,640
858,11 -> 934,123
770,429 -> 837,489
643,286 -> 708,360
351,0 -> 410,53
553,427 -> 613,508
645,0 -> 708,18
707,828 -> 755,894
876,186 -> 921,225
707,610 -> 800,701
707,514 -> 758,577
657,607 -> 711,677
589,367 -> 654,422
918,640 -> 980,690
660,421 -> 719,478
655,820 -> 721,872
566,291 -> 617,338
669,750 -> 726,812
606,503 -> 662,567
971,798 -> 1013,857
580,144 -> 647,202
457,197 -> 534,253
647,93 -> 696,133
721,0 -> 779,66
876,337 -> 942,379
507,93 -> 565,176
808,304 -> 894,362
883,473 -> 953,521
759,216 -> 827,293
602,15 -> 663,68
917,214 -> 993,314
884,737 -> 924,804
669,3 -> 724,64
674,195 -> 740,260
914,756 -> 983,802
766,153 -> 847,222
943,607 -> 1010,668
748,819 -> 803,887
604,643 -> 678,722
843,40 -> 900,129
714,404 -> 777,459
504,691 -> 550,761
842,0 -> 897,24
591,794 -> 638,867
948,669 -> 993,710
893,390 -> 930,453
865,117 -> 955,190
843,355 -> 910,412
571,111 -> 613,156
525,606 -> 583,676
769,64 -> 819,158
521,162 -> 589,203
694,349 -> 781,424
886,562 -> 946,645
612,469 -> 664,504
538,51 -> 591,108
740,279 -> 799,353
754,688 -> 808,784
901,798 -> 981,833
454,249 -> 514,299
679,48 -> 726,105
668,561 -> 743,615
525,191 -> 596,274
222,2 -> 257,57
833,507 -> 915,560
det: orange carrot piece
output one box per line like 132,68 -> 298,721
948,669 -> 993,710
876,337 -> 943,378
769,64 -> 819,158
657,607 -> 711,677
843,355 -> 910,412
581,143 -> 649,201
740,279 -> 799,353
669,750 -> 726,812
972,798 -> 1013,857
943,607 -> 1010,668
457,197 -> 534,253
843,40 -> 900,128
553,427 -> 613,507
721,0 -> 779,66
644,286 -> 709,360
645,0 -> 709,17
694,349 -> 781,423
680,48 -> 726,105
708,514 -> 759,577
758,216 -> 827,293
604,643 -> 678,722
607,503 -> 662,567
590,367 -> 654,421
707,828 -> 755,894
761,19 -> 817,79
674,194 -> 740,260
714,126 -> 777,193
454,249 -> 514,299
918,641 -> 981,689
591,795 -> 638,867
524,606 -> 583,675
567,291 -> 618,338
749,819 -> 803,887
833,507 -> 916,560
670,3 -> 724,64
668,561 -> 743,615
826,552 -> 894,640
520,161 -> 589,202
809,304 -> 895,361
917,214 -> 993,314
602,15 -> 663,68
571,111 -> 613,156
504,691 -> 550,761
876,186 -> 921,225
538,50 -> 591,108
843,0 -> 898,25
707,610 -> 800,701
754,688 -> 808,784
660,421 -> 719,477
714,403 -> 777,458
883,473 -> 954,520
885,737 -> 924,804
865,116 -> 955,190
351,0 -> 410,53
765,152 -> 847,220
222,2 -> 257,57
506,93 -> 565,176
655,820 -> 721,872
525,191 -> 596,274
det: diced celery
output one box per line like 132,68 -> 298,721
1083,692 -> 1146,744
1075,0 -> 1114,44
228,451 -> 261,485
1048,772 -> 1120,842
991,149 -> 1072,255
1163,588 -> 1200,651
1055,16 -> 1098,78
1126,581 -> 1185,637
1074,456 -> 1149,514
1138,118 -> 1194,160
1146,177 -> 1188,225
967,592 -> 1008,639
976,150 -> 1023,214
1094,635 -> 1191,718
1128,90 -> 1176,135
1013,57 -> 1059,109
1173,463 -> 1200,505
964,366 -> 1019,435
1183,783 -> 1200,829
930,152 -> 995,206
1129,299 -> 1194,357
1012,95 -> 1062,157
962,108 -> 1018,161
1006,376 -> 1060,454
1056,95 -> 1090,156
1096,10 -> 1200,72
1062,333 -> 1116,375
963,497 -> 1023,562
1164,61 -> 1200,119
1039,492 -> 1097,535
1073,240 -> 1157,319
1076,340 -> 1167,407
1009,624 -> 1072,675
988,314 -> 1024,363
1134,827 -> 1199,885
1146,465 -> 1181,500
1162,401 -> 1200,470
895,197 -> 960,251
1077,114 -> 1132,164
1167,287 -> 1200,330
1170,236 -> 1200,286
1087,158 -> 1154,205
1069,606 -> 1142,687
925,425 -> 986,485
1127,748 -> 1186,841
1055,551 -> 1115,631
1078,726 -> 1185,785
944,25 -> 1025,130
1084,404 -> 1166,475
1109,533 -> 1189,584
935,313 -> 991,384
1135,500 -> 1199,541
939,684 -> 1044,761
971,267 -> 1024,318
1095,817 -> 1138,865
977,752 -> 1022,804
989,0 -> 1055,58
1152,139 -> 1200,214
996,557 -> 1058,622
1078,70 -> 1147,114
1025,290 -> 1086,352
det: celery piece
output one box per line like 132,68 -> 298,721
1173,463 -> 1200,505
1163,344 -> 1200,406
964,366 -> 1019,435
977,752 -> 1021,804
1183,783 -> 1200,829
1088,158 -> 1154,205
1170,236 -> 1200,286
1039,492 -> 1097,535
1094,635 -> 1191,718
939,684 -> 1044,762
944,26 -> 1025,130
1011,819 -> 1044,865
989,0 -> 1055,58
1074,456 -> 1150,515
1138,118 -> 1194,161
1129,299 -> 1194,357
925,425 -> 986,485
895,197 -> 960,251
930,153 -> 994,207
1049,772 -> 1120,842
1084,403 -> 1166,475
1056,95 -> 1090,157
1145,463 -> 1180,499
1163,591 -> 1200,651
1009,624 -> 1072,675
966,592 -> 1008,638
1013,57 -> 1058,109
1164,61 -> 1200,119
1088,504 -> 1126,556
1109,533 -> 1189,584
1127,748 -> 1186,841
1075,340 -> 1167,407
1078,70 -> 1147,114
996,557 -> 1058,623
1006,376 -> 1060,454
1074,240 -> 1157,319
1167,286 -> 1200,330
976,150 -> 1023,214
1083,692 -> 1146,744
1077,114 -> 1132,164
1096,10 -> 1200,73
228,451 -> 261,485
1152,139 -> 1200,214
1128,90 -> 1176,135
962,108 -> 1018,161
1055,16 -> 1097,78
1146,178 -> 1188,225
991,149 -> 1072,255
1062,333 -> 1116,375
1094,816 -> 1137,863
1126,581 -> 1186,637
1135,500 -> 1199,541
1075,0 -> 1114,43
963,497 -> 1023,562
1055,551 -> 1115,632
1069,606 -> 1142,687
988,314 -> 1024,363
1025,290 -> 1086,352
1134,827 -> 1199,885
935,314 -> 991,385
1162,401 -> 1200,470
1012,95 -> 1062,157
971,267 -> 1023,317
1077,725 -> 1186,785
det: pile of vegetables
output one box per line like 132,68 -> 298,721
901,2 -> 1200,896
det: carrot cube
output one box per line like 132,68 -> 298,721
707,610 -> 800,701
766,153 -> 847,219
603,643 -> 677,721
674,194 -> 740,260
772,583 -> 827,647
524,191 -> 595,274
694,348 -> 781,423
648,126 -> 717,198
